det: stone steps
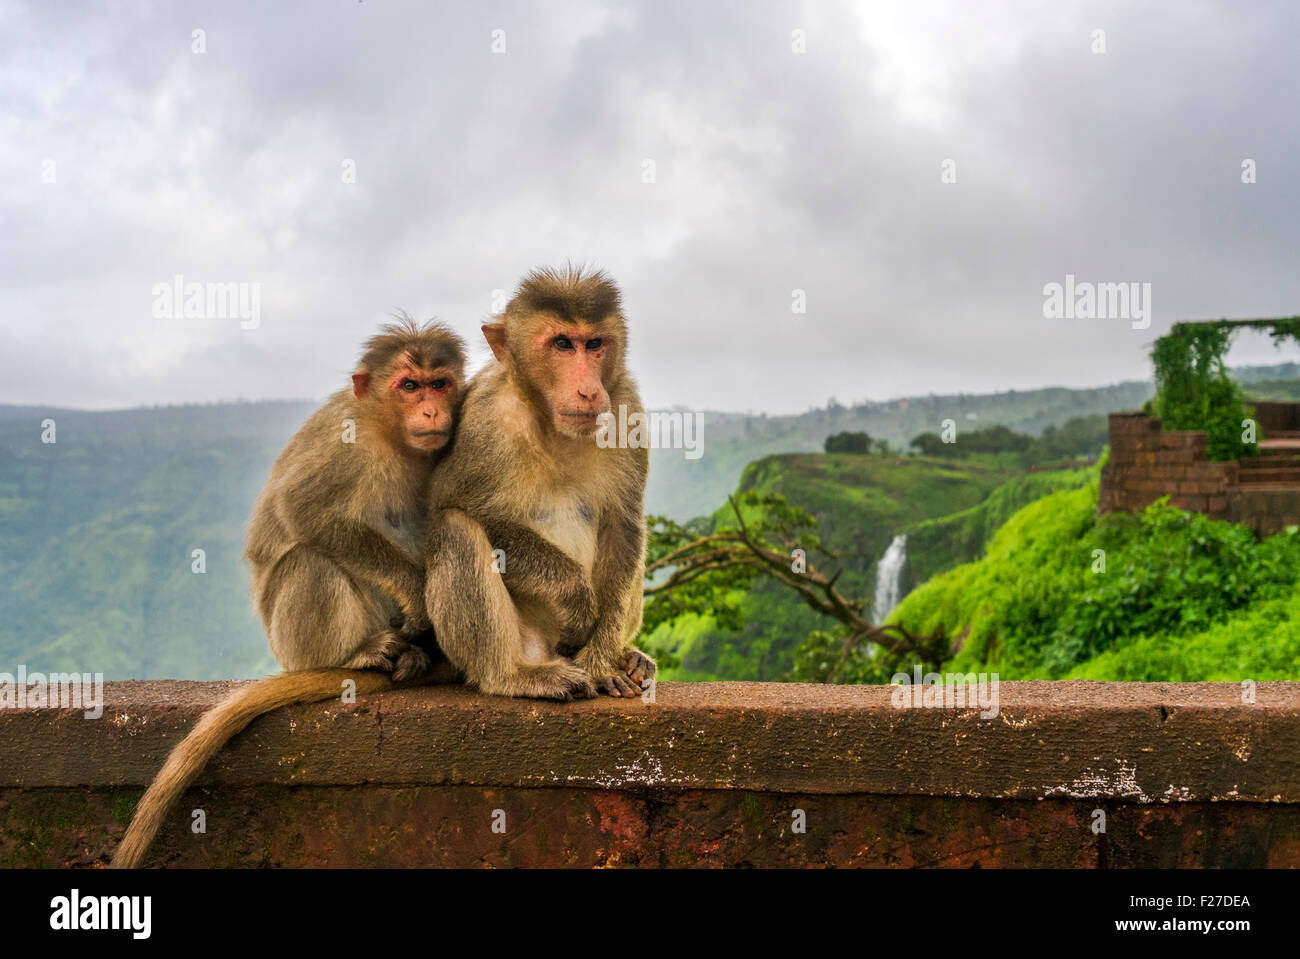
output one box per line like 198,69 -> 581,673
1258,432 -> 1300,451
1237,468 -> 1300,484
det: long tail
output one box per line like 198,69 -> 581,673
111,668 -> 397,869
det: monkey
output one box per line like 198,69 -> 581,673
244,317 -> 467,680
111,318 -> 467,868
424,266 -> 656,701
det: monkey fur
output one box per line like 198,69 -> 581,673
424,266 -> 656,701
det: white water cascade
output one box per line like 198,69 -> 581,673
872,534 -> 908,625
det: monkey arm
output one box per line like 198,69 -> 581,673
477,517 -> 598,651
307,519 -> 430,630
575,509 -> 648,678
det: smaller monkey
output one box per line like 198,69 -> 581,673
112,318 -> 466,869
244,317 -> 467,680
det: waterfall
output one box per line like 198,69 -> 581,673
873,534 -> 908,624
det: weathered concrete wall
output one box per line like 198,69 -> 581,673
2,680 -> 1299,867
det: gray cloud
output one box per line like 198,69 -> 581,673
2,0 -> 1298,413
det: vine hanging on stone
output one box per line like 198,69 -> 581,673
1150,316 -> 1300,461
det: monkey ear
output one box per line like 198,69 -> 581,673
352,371 -> 370,399
481,323 -> 509,363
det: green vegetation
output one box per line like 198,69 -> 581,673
1152,324 -> 1256,460
906,415 -> 1107,466
910,424 -> 1031,458
886,483 -> 1300,681
643,489 -> 943,680
1243,377 -> 1300,403
1067,591 -> 1300,680
0,402 -> 313,680
644,363 -> 1284,520
1151,318 -> 1300,460
645,419 -> 1114,683
824,431 -> 876,454
643,452 -> 1021,680
904,466 -> 1096,587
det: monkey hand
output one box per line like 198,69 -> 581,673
620,647 -> 656,686
345,628 -> 434,682
578,646 -> 655,698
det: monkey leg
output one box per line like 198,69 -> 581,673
261,544 -> 436,680
477,518 -> 599,656
425,509 -> 596,701
575,517 -> 656,697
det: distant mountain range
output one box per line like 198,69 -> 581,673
2,362 -> 1297,680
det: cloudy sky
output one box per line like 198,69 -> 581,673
2,0 -> 1298,414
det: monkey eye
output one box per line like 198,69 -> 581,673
585,338 -> 603,351
401,379 -> 419,392
430,378 -> 448,391
553,335 -> 575,351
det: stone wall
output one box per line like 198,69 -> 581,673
1098,412 -> 1235,518
2,680 -> 1299,868
1254,401 -> 1300,433
1099,411 -> 1300,534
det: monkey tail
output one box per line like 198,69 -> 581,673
110,668 -> 397,869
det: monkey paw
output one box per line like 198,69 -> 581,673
514,662 -> 597,702
596,673 -> 642,698
591,649 -> 655,698
391,643 -> 434,682
621,648 -> 656,685
345,630 -> 432,681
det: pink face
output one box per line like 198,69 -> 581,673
353,355 -> 457,452
389,363 -> 457,450
533,323 -> 612,437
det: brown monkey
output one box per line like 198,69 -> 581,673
424,266 -> 656,700
111,318 -> 466,868
245,317 -> 466,679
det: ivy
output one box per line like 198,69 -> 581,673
1151,317 -> 1300,461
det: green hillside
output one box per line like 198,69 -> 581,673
648,378 -> 1153,520
647,453 -> 1022,681
886,479 -> 1300,681
0,402 -> 313,680
904,467 -> 1096,588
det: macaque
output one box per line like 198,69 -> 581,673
424,266 -> 656,700
112,318 -> 466,868
245,318 -> 466,679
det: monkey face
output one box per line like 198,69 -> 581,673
533,323 -> 613,438
386,361 -> 459,451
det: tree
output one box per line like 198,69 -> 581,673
908,432 -> 950,457
824,430 -> 872,454
641,491 -> 946,682
1029,414 -> 1108,461
909,424 -> 1033,459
